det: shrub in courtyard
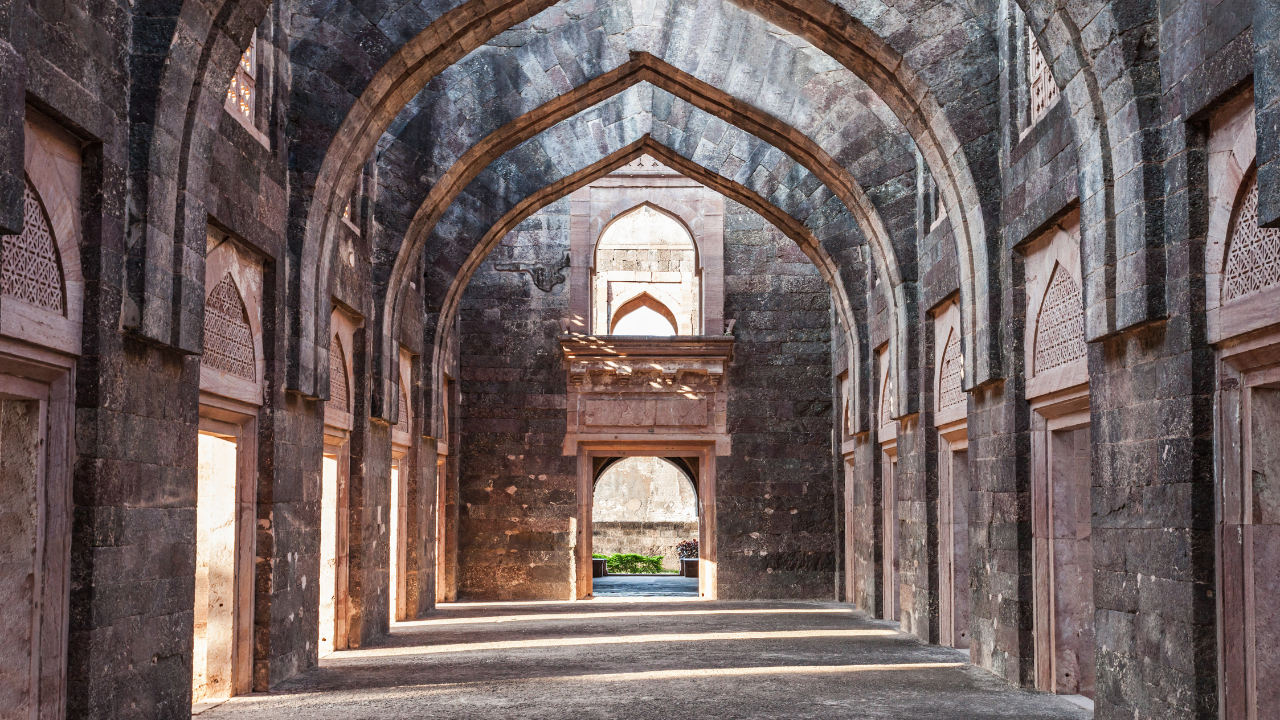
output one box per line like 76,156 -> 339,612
604,553 -> 665,574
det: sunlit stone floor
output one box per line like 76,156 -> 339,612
200,599 -> 1092,719
592,574 -> 700,596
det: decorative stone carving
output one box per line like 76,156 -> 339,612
560,335 -> 733,455
397,382 -> 409,430
203,274 -> 256,380
881,375 -> 895,427
330,335 -> 350,413
1034,266 -> 1086,374
2,179 -> 64,313
226,37 -> 255,121
1222,177 -> 1280,303
494,251 -> 570,292
1028,26 -> 1059,126
939,330 -> 964,410
620,154 -> 677,175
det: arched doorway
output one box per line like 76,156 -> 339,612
591,457 -> 699,597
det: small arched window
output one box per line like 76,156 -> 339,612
1222,175 -> 1280,303
1033,264 -> 1086,374
227,36 -> 256,122
938,328 -> 964,410
610,293 -> 678,336
593,204 -> 699,335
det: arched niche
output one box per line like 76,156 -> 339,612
609,291 -> 680,336
202,231 -> 266,406
590,199 -> 702,336
875,343 -> 899,623
931,297 -> 969,650
4,111 -> 84,356
1022,212 -> 1088,399
1018,210 -> 1094,700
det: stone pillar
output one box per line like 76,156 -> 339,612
1258,0 -> 1280,227
0,41 -> 24,235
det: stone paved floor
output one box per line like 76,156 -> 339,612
201,600 -> 1092,720
592,574 -> 700,596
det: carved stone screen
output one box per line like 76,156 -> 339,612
1028,27 -> 1059,126
881,375 -> 895,428
226,37 -> 255,121
1222,177 -> 1280,303
939,330 -> 964,410
202,274 -> 255,379
2,179 -> 64,313
397,383 -> 409,431
329,336 -> 349,413
1034,266 -> 1086,374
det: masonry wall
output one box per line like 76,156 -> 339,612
456,198 -> 577,601
718,199 -> 835,600
593,522 -> 698,570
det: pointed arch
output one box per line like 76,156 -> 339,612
203,273 -> 256,381
593,202 -> 697,265
427,137 -> 864,441
610,293 -> 680,336
2,176 -> 65,314
1222,173 -> 1280,304
880,363 -> 895,430
938,328 -> 964,412
329,334 -> 351,414
1033,264 -> 1086,376
397,379 -> 410,433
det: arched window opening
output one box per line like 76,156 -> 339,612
226,36 -> 256,122
329,334 -> 350,414
1222,175 -> 1280,303
593,204 -> 699,335
610,293 -> 679,336
1033,264 -> 1086,375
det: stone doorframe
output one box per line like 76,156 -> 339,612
195,393 -> 259,697
574,441 -> 718,600
1216,326 -> 1280,719
0,340 -> 75,718
1028,385 -> 1091,697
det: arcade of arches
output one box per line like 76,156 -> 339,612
0,0 -> 1277,717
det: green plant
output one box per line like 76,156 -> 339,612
603,553 -> 665,574
676,539 -> 698,559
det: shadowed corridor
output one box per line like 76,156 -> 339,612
198,601 -> 1091,719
